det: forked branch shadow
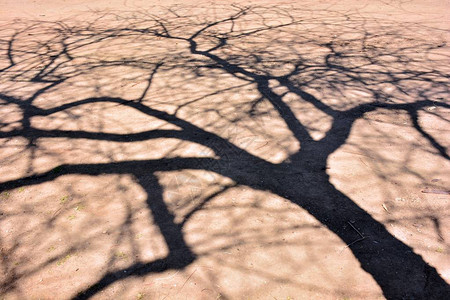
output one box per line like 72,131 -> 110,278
0,3 -> 449,299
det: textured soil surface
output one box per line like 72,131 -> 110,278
1,1 -> 449,299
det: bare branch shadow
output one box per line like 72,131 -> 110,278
0,3 -> 449,299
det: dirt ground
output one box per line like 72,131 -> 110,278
0,0 -> 449,299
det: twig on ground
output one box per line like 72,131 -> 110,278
348,221 -> 364,238
341,237 -> 367,253
179,269 -> 197,293
340,222 -> 367,253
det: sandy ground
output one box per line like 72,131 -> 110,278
0,0 -> 449,299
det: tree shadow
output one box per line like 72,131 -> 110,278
0,3 -> 449,299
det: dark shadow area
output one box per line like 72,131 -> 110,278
0,3 -> 449,299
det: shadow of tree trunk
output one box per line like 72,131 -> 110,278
0,4 -> 449,299
273,168 -> 449,299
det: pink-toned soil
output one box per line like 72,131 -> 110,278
0,1 -> 449,299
